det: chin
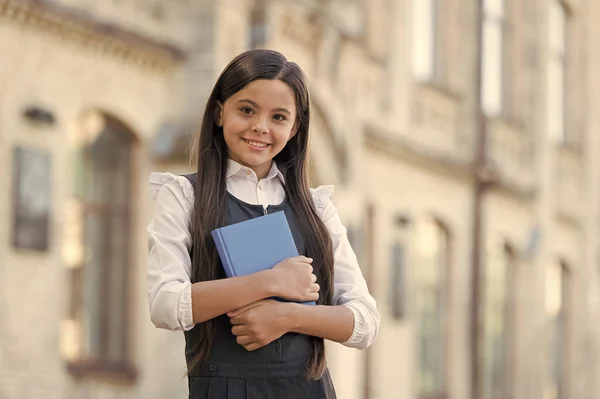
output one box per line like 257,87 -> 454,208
246,158 -> 271,168
237,153 -> 270,166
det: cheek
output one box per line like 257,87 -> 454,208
271,126 -> 295,145
222,115 -> 248,137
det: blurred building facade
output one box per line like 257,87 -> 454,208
1,0 -> 600,398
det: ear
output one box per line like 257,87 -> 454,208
214,101 -> 224,127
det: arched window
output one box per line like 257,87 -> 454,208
62,111 -> 137,378
483,239 -> 517,399
414,217 -> 450,399
545,260 -> 569,399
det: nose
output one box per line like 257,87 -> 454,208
251,118 -> 268,134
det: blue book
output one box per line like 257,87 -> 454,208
211,211 -> 315,305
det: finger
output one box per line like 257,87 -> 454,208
311,274 -> 317,283
236,335 -> 254,346
228,300 -> 265,318
231,325 -> 250,336
243,342 -> 263,352
298,256 -> 313,263
229,314 -> 245,325
311,283 -> 320,293
305,292 -> 319,302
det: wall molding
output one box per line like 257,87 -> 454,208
0,0 -> 185,74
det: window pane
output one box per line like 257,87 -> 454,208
415,218 -> 447,396
390,243 -> 406,320
86,128 -> 132,206
484,240 -> 510,399
482,19 -> 504,116
545,263 -> 566,399
82,210 -> 109,358
106,212 -> 129,362
549,1 -> 566,54
547,1 -> 566,142
412,0 -> 436,81
249,6 -> 268,49
484,0 -> 504,17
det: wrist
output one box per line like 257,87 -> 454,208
285,302 -> 305,333
259,269 -> 280,297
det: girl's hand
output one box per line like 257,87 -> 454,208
270,256 -> 319,302
228,300 -> 292,351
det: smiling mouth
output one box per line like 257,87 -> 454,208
243,139 -> 270,149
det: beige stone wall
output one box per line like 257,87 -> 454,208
0,5 -> 186,397
356,1 -> 600,399
337,1 -> 600,399
363,151 -> 473,399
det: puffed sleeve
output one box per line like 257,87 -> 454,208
310,186 -> 381,349
147,172 -> 195,331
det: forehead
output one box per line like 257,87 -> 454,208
229,79 -> 296,109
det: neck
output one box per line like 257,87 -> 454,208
252,162 -> 271,180
229,157 -> 273,180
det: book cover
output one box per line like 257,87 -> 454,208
211,211 -> 315,305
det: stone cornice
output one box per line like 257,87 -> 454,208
364,124 -> 474,180
0,0 -> 185,74
365,126 -> 537,200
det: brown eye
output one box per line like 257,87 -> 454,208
240,107 -> 254,115
273,114 -> 287,121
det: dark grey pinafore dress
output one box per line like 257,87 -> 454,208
183,173 -> 337,399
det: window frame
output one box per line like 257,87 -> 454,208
64,113 -> 138,382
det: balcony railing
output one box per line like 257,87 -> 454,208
487,118 -> 535,193
412,83 -> 469,160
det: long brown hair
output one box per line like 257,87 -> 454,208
188,49 -> 334,379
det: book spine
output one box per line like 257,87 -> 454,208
211,230 -> 236,277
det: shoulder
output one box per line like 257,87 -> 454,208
149,172 -> 195,212
309,185 -> 335,218
309,185 -> 347,234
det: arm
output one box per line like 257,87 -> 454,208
148,174 -> 318,329
190,271 -> 276,324
147,175 -> 277,329
192,256 -> 318,324
287,303 -> 354,343
228,300 -> 352,351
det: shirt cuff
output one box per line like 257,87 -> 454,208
341,302 -> 364,348
180,282 -> 195,331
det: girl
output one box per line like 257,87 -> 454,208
148,49 -> 380,399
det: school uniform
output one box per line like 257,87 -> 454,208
148,160 -> 380,399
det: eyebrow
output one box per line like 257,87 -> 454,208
237,99 -> 292,115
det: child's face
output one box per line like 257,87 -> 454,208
218,79 -> 298,178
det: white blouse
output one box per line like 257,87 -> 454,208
147,160 -> 380,350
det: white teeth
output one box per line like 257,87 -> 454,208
246,140 -> 267,148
